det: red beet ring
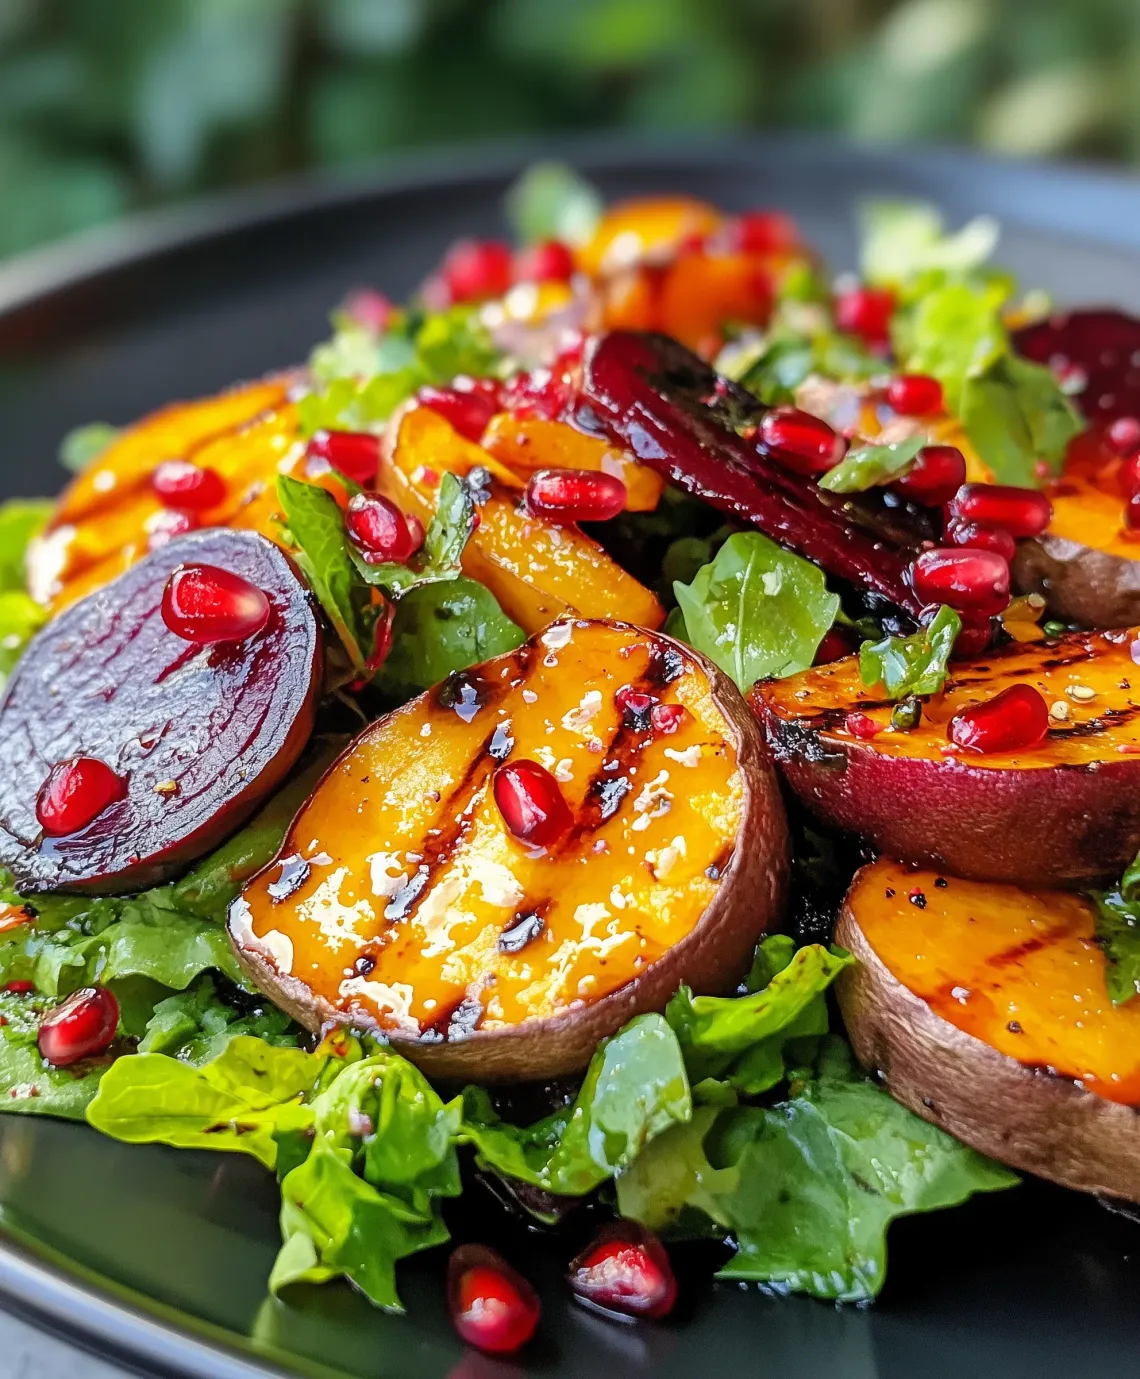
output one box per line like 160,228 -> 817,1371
0,529 -> 322,894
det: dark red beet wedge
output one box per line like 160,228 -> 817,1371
1013,309 -> 1140,422
578,331 -> 927,615
0,530 -> 321,894
568,1223 -> 678,1320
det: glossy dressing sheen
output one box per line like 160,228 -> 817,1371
850,859 -> 1140,1105
232,620 -> 743,1040
760,628 -> 1140,767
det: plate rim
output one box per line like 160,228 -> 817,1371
3,130 -> 1140,1379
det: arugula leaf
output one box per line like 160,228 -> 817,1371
276,474 -> 377,672
960,354 -> 1082,486
461,1013 -> 691,1197
859,605 -> 961,701
860,201 -> 1000,289
673,532 -> 840,690
375,577 -> 523,698
86,1035 -> 327,1167
818,437 -> 925,494
0,499 -> 52,590
666,943 -> 853,1092
504,161 -> 602,246
58,422 -> 121,474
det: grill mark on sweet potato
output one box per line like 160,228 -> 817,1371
984,927 -> 1074,970
1050,705 -> 1140,739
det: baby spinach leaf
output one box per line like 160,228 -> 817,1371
349,472 -> 477,598
960,354 -> 1081,486
673,531 -> 840,690
818,437 -> 925,494
505,161 -> 602,246
859,605 -> 961,701
58,421 -> 121,474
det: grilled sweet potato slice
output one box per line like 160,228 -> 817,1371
28,379 -> 351,613
230,618 -> 787,1081
752,627 -> 1140,886
837,859 -> 1140,1202
380,403 -> 664,634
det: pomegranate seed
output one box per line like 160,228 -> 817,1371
948,683 -> 1050,754
525,469 -> 627,523
911,548 -> 1010,618
568,1224 -> 677,1320
727,210 -> 799,255
846,711 -> 883,739
305,430 -> 380,486
36,757 -> 126,837
151,460 -> 224,511
448,1246 -> 540,1354
493,760 -> 572,848
366,601 -> 396,674
513,239 -> 576,283
341,287 -> 392,334
885,374 -> 944,416
814,627 -> 856,664
6,981 -> 34,994
949,483 -> 1052,539
1117,453 -> 1140,498
146,508 -> 199,550
616,684 -> 656,723
893,444 -> 967,506
440,239 -> 513,304
345,493 -> 424,563
835,285 -> 896,349
651,703 -> 686,735
951,616 -> 995,659
1125,493 -> 1140,532
37,986 -> 119,1067
944,518 -> 1017,563
1107,416 -> 1140,456
758,407 -> 845,475
161,564 -> 271,645
419,385 -> 499,443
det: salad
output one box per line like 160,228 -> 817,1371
2,161 -> 1140,1352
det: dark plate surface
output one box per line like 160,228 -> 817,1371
1,135 -> 1139,1379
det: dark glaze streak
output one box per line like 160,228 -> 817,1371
498,908 -> 546,953
267,853 -> 311,902
1050,704 -> 1140,739
985,932 -> 1065,970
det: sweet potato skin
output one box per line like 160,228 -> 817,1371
230,620 -> 789,1081
1013,533 -> 1140,629
836,864 -> 1140,1202
752,629 -> 1140,887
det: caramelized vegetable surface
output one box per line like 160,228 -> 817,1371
28,379 -> 351,612
753,628 -> 1140,885
837,859 -> 1140,1201
381,404 -> 664,634
230,619 -> 787,1080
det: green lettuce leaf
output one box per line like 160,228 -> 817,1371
673,531 -> 840,690
138,977 -> 300,1062
460,1013 -> 691,1196
504,161 -> 602,246
1091,849 -> 1140,1006
0,591 -> 48,695
818,437 -> 925,494
0,988 -> 112,1118
859,201 -> 1000,289
859,605 -> 961,701
58,422 -> 121,474
0,499 -> 52,590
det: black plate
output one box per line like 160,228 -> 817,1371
1,135 -> 1139,1379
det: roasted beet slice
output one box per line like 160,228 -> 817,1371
1014,309 -> 1140,423
578,331 -> 927,616
0,530 -> 321,894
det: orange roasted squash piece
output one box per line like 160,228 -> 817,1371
229,619 -> 787,1081
381,404 -> 664,633
27,379 -> 351,612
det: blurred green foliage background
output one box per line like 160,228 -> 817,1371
2,0 -> 1139,261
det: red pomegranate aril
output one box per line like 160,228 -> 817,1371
568,1224 -> 678,1320
911,547 -> 1010,618
493,760 -> 572,848
513,238 -> 576,283
758,406 -> 845,475
36,757 -> 126,837
151,460 -> 225,511
1107,416 -> 1140,456
418,384 -> 499,443
161,564 -> 271,645
814,627 -> 855,665
6,981 -> 33,994
341,287 -> 392,334
441,239 -> 513,304
950,615 -> 994,659
945,518 -> 1017,563
448,1246 -> 540,1355
146,508 -> 199,550
885,373 -> 944,416
948,683 -> 1050,754
525,468 -> 627,523
37,986 -> 119,1067
1125,492 -> 1140,532
1117,453 -> 1140,499
305,430 -> 380,486
616,684 -> 656,721
949,483 -> 1052,539
728,209 -> 800,255
893,444 -> 967,506
835,285 -> 896,349
846,711 -> 883,739
651,703 -> 686,735
346,492 -> 424,563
